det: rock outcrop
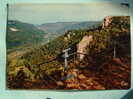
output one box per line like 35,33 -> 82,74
77,35 -> 93,60
102,16 -> 112,28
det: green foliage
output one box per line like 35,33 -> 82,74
7,20 -> 45,49
7,16 -> 130,82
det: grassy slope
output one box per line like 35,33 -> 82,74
7,20 -> 45,50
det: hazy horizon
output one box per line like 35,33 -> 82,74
8,3 -> 129,24
8,19 -> 103,25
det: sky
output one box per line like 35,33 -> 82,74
8,3 -> 129,24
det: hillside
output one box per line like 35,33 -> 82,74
37,21 -> 101,39
7,16 -> 130,90
7,20 -> 101,52
7,20 -> 45,50
38,21 -> 101,34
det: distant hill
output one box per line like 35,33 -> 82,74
7,21 -> 101,50
7,20 -> 45,49
38,21 -> 101,34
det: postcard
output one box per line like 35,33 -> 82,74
6,3 -> 130,90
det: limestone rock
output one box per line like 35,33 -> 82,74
102,16 -> 112,28
77,35 -> 93,60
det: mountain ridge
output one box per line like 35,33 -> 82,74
38,21 -> 101,34
7,20 -> 46,49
